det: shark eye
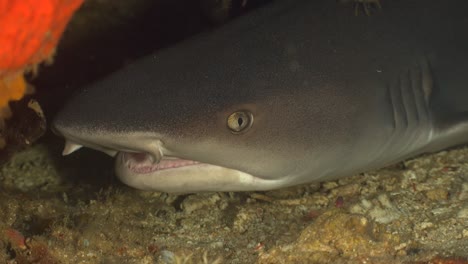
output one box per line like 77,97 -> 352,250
227,110 -> 253,134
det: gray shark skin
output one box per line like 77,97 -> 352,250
53,0 -> 468,193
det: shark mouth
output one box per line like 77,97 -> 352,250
62,140 -> 202,174
59,140 -> 285,192
120,152 -> 201,174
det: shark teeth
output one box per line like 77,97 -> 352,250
62,141 -> 83,155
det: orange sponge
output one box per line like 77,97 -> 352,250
0,0 -> 83,125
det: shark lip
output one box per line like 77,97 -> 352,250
120,152 -> 201,174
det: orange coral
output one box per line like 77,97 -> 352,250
0,72 -> 27,119
0,0 -> 83,127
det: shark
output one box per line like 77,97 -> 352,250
53,0 -> 468,192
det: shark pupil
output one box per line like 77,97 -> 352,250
238,117 -> 244,127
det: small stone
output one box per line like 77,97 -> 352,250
425,189 -> 449,201
420,222 -> 434,230
329,183 -> 361,197
210,241 -> 224,249
361,199 -> 373,209
349,204 -> 365,214
394,242 -> 407,251
233,208 -> 256,233
180,193 -> 221,214
369,207 -> 401,224
458,183 -> 468,200
462,229 -> 468,238
377,194 -> 394,208
322,181 -> 339,190
160,250 -> 175,263
250,193 -> 274,202
457,207 -> 468,218
431,207 -> 451,215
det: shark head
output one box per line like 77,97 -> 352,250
53,0 -> 360,193
52,37 -> 330,193
52,60 -> 314,192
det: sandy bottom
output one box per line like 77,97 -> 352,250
0,140 -> 466,263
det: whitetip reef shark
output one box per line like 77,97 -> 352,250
53,0 -> 468,193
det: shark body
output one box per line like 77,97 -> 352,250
54,0 -> 468,192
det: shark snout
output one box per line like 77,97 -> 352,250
53,125 -> 119,157
53,115 -> 168,164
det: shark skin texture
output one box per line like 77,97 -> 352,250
53,0 -> 468,193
